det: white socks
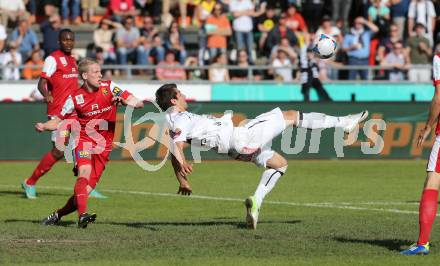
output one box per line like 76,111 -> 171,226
298,112 -> 348,129
254,166 -> 288,208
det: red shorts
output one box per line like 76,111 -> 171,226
74,142 -> 110,189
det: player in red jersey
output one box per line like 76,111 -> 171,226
36,58 -> 143,228
21,29 -> 106,199
401,54 -> 440,255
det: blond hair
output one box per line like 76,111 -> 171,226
78,58 -> 99,79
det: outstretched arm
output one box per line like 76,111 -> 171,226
170,141 -> 193,195
112,94 -> 144,108
35,117 -> 61,132
418,85 -> 440,146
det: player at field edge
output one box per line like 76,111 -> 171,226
155,83 -> 368,229
36,58 -> 144,228
21,29 -> 107,199
400,53 -> 440,255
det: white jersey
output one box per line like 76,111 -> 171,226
166,109 -> 234,153
434,54 -> 440,86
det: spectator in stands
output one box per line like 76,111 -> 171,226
315,16 -> 343,43
81,0 -> 99,24
116,16 -> 141,65
390,0 -> 410,40
164,21 -> 187,65
0,22 -> 6,53
94,19 -> 120,64
269,49 -> 293,81
61,0 -> 80,25
209,52 -> 229,82
229,0 -> 266,64
368,0 -> 391,39
230,49 -> 262,81
206,3 -> 232,62
267,14 -> 298,53
257,6 -> 277,55
161,0 -> 186,27
22,49 -> 43,80
332,0 -> 351,30
150,34 -> 166,64
108,0 -> 139,23
185,56 -> 203,80
137,15 -> 161,66
41,0 -> 58,17
24,0 -> 36,23
1,42 -> 22,80
285,4 -> 308,40
380,41 -> 410,81
407,22 -> 432,82
195,0 -> 214,66
377,23 -> 402,65
40,14 -> 62,56
11,18 -> 40,62
93,47 -> 113,79
269,37 -> 297,62
156,50 -> 186,80
301,0 -> 325,33
342,16 -> 379,80
135,0 -> 161,19
0,0 -> 26,28
408,0 -> 436,45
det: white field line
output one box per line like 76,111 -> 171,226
0,184 -> 431,216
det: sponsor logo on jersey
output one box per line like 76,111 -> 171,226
112,87 -> 122,96
102,88 -> 108,95
77,151 -> 91,159
62,73 -> 78,78
75,94 -> 84,104
60,57 -> 67,66
91,104 -> 99,111
72,68 -> 76,73
170,129 -> 182,139
83,105 -> 112,117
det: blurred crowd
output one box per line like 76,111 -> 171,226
0,0 -> 439,82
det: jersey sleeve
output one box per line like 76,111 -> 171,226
109,81 -> 132,100
170,115 -> 191,143
59,95 -> 75,119
41,56 -> 57,79
433,55 -> 440,86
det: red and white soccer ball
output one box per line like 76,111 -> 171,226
313,34 -> 337,59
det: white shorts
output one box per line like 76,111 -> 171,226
229,108 -> 286,167
427,135 -> 440,172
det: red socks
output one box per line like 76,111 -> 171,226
417,189 -> 439,245
74,177 -> 89,216
26,151 -> 59,186
57,195 -> 77,218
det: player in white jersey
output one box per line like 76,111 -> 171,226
156,83 -> 368,229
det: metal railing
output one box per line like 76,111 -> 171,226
0,64 -> 433,83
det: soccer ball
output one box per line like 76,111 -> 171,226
313,34 -> 337,59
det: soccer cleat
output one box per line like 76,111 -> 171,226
245,196 -> 259,230
21,181 -> 36,199
343,110 -> 369,133
41,212 -> 60,226
78,213 -> 97,229
89,189 -> 108,199
400,243 -> 430,255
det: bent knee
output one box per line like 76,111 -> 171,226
282,110 -> 298,125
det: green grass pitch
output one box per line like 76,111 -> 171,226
0,160 -> 439,265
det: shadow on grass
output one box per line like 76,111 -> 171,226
3,219 -> 75,227
0,190 -> 67,198
105,220 -> 301,230
333,237 -> 411,251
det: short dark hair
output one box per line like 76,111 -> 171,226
155,83 -> 178,111
59,28 -> 74,41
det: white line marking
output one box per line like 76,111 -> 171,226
0,184 -> 430,216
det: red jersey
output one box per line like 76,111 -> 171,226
41,50 -> 78,117
59,80 -> 131,151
